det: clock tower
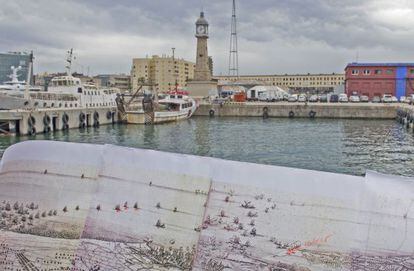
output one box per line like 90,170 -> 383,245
194,12 -> 211,81
187,11 -> 218,97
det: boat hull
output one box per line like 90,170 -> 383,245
126,107 -> 196,124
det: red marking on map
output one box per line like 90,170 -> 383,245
287,234 -> 332,255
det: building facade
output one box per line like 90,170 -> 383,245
95,74 -> 131,93
216,73 -> 345,94
345,63 -> 414,99
0,52 -> 33,84
131,55 -> 195,92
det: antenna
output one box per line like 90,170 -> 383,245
228,0 -> 239,78
65,48 -> 74,75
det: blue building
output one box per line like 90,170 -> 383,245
0,52 -> 33,84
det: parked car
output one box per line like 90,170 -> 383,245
309,95 -> 318,102
399,96 -> 407,103
339,94 -> 349,103
349,95 -> 360,103
298,94 -> 307,102
391,96 -> 398,103
372,96 -> 381,103
319,94 -> 328,103
360,95 -> 369,102
329,94 -> 339,103
288,94 -> 298,102
381,94 -> 393,103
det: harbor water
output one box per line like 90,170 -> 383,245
0,117 -> 413,177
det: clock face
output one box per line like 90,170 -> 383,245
197,25 -> 205,34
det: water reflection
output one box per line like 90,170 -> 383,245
0,117 -> 412,177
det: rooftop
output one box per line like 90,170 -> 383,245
346,62 -> 414,68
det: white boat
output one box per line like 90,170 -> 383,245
0,49 -> 119,110
0,66 -> 41,92
126,91 -> 198,124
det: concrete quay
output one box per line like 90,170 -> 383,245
0,107 -> 117,136
195,102 -> 404,119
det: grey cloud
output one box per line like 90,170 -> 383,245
1,0 -> 413,75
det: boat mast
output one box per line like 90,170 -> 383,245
65,48 -> 74,76
24,51 -> 33,100
172,47 -> 178,92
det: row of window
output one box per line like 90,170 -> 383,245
42,102 -> 79,108
225,77 -> 344,82
182,102 -> 193,109
351,68 -> 414,75
85,102 -> 115,107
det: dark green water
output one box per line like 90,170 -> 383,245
0,117 -> 413,177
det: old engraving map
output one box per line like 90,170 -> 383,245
0,141 -> 413,270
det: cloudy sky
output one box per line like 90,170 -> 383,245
1,0 -> 414,76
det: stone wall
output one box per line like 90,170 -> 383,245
195,102 -> 400,119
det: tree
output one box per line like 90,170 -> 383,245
75,205 -> 79,211
63,206 -> 68,212
41,211 -> 46,217
13,202 -> 19,210
133,202 -> 138,210
5,203 -> 11,211
29,202 -> 35,210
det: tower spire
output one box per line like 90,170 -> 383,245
228,0 -> 239,78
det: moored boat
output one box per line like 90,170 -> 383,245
125,90 -> 198,124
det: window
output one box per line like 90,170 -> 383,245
351,70 -> 359,75
374,70 -> 382,75
386,69 -> 393,74
363,69 -> 370,75
410,69 -> 414,74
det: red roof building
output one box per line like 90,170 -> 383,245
345,63 -> 414,99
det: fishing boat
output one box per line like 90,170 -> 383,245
122,88 -> 198,124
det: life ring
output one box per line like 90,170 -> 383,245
93,111 -> 99,121
62,113 -> 69,124
28,115 -> 36,127
79,112 -> 86,123
209,109 -> 215,117
43,126 -> 51,134
309,110 -> 316,118
43,114 -> 51,126
106,111 -> 112,120
288,111 -> 295,118
27,126 -> 36,136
